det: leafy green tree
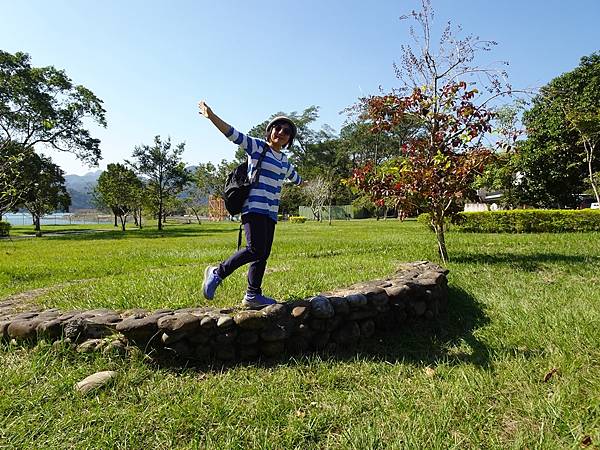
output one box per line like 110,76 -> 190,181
95,163 -> 142,231
181,163 -> 220,223
241,106 -> 334,168
0,143 -> 35,217
20,153 -> 70,235
474,104 -> 527,208
0,50 -> 106,164
520,53 -> 600,207
128,136 -> 189,231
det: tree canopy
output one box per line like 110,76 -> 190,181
0,50 -> 106,164
128,136 -> 188,231
520,52 -> 600,207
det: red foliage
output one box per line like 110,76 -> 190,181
349,82 -> 493,219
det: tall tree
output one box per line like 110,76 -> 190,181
94,163 -> 142,231
349,0 -> 512,262
128,136 -> 188,231
520,53 -> 600,207
20,153 -> 70,235
0,50 -> 106,164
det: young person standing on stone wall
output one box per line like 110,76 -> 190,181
198,100 -> 302,308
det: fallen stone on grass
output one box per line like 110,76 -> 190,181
75,370 -> 117,394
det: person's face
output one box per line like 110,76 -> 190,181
270,122 -> 292,147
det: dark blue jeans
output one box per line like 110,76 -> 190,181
217,213 -> 276,295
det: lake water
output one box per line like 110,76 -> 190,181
2,213 -> 112,226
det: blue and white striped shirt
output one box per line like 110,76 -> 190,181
226,126 -> 302,222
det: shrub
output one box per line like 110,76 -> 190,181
289,216 -> 307,224
0,221 -> 11,237
452,210 -> 600,233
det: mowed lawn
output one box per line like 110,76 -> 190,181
1,219 -> 599,449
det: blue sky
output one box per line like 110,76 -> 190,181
2,0 -> 599,175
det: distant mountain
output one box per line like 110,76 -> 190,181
64,170 -> 102,210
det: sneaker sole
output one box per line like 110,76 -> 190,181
203,266 -> 215,300
242,298 -> 276,309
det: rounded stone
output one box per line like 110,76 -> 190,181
329,296 -> 350,315
200,316 -> 217,330
345,293 -> 368,309
36,319 -> 63,340
157,313 -> 201,334
233,310 -> 267,330
367,291 -> 389,309
8,319 -> 41,340
262,303 -> 288,321
291,306 -> 309,320
309,296 -> 334,319
384,285 -> 411,304
216,315 -> 234,329
115,316 -> 159,344
75,371 -> 117,394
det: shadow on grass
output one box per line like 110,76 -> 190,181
32,225 -> 240,241
450,251 -> 600,271
151,286 -> 492,374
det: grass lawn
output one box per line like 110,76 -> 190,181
1,219 -> 599,449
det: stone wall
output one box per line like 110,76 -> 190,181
0,261 -> 448,361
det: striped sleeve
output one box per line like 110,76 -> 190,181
285,162 -> 302,185
225,126 -> 262,156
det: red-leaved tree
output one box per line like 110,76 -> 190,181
348,0 -> 514,263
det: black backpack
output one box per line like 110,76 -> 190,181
223,145 -> 269,216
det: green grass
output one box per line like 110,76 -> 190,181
1,219 -> 599,449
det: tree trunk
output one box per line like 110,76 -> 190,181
158,200 -> 163,231
138,208 -> 143,229
114,213 -> 117,227
34,215 -> 41,236
433,221 -> 448,264
586,141 -> 600,204
119,215 -> 126,231
328,199 -> 332,226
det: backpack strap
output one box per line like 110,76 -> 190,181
238,144 -> 270,251
250,144 -> 270,185
237,223 -> 243,251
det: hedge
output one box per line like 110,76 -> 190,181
452,210 -> 600,233
0,220 -> 11,237
289,216 -> 307,224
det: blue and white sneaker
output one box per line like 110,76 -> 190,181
242,293 -> 277,309
202,266 -> 222,300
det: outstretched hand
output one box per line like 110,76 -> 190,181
198,100 -> 212,119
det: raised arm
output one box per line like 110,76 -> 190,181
198,100 -> 261,154
198,100 -> 231,136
